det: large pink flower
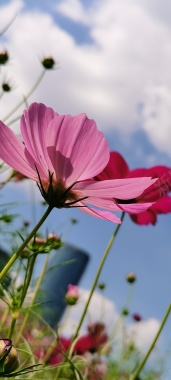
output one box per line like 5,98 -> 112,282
95,151 -> 171,225
0,103 -> 156,223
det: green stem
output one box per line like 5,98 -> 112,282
2,70 -> 46,122
8,255 -> 37,339
16,253 -> 49,345
19,254 -> 37,307
70,212 -> 125,348
130,303 -> 171,380
0,205 -> 53,282
8,316 -> 17,339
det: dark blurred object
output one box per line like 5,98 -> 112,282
37,243 -> 89,327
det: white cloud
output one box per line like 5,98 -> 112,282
127,318 -> 160,353
55,0 -> 88,24
142,85 -> 171,156
1,0 -> 171,156
59,288 -> 160,356
0,0 -> 23,29
59,288 -> 119,336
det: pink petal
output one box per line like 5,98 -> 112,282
0,121 -> 36,179
45,113 -> 109,185
128,166 -> 171,201
74,178 -> 157,199
117,202 -> 154,214
21,103 -> 57,177
83,197 -> 123,211
79,203 -> 121,223
95,151 -> 129,180
130,211 -> 157,225
129,196 -> 171,225
150,195 -> 171,214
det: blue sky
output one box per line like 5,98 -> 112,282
1,0 -> 171,376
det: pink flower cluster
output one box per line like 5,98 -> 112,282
0,103 -> 157,224
33,322 -> 108,379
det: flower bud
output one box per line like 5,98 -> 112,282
20,247 -> 30,259
121,308 -> 129,316
71,218 -> 78,224
41,56 -> 55,69
65,284 -> 80,305
30,236 -> 46,246
0,50 -> 9,65
0,339 -> 19,373
132,313 -> 142,322
23,220 -> 30,227
2,82 -> 11,92
126,272 -> 136,284
97,282 -> 106,290
47,233 -> 60,242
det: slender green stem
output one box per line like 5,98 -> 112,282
8,315 -> 18,339
43,306 -> 72,365
56,212 -> 125,380
19,254 -> 37,307
0,205 -> 53,282
0,304 -> 9,330
130,303 -> 171,380
27,252 -> 49,307
2,70 -> 46,122
8,255 -> 37,339
16,253 -> 50,345
70,212 -> 125,348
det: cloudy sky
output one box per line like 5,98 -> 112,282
1,0 -> 171,377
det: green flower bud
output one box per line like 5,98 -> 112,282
65,284 -> 80,305
0,50 -> 9,65
126,272 -> 136,284
121,308 -> 129,316
41,56 -> 55,69
0,339 -> 19,374
97,282 -> 106,290
2,82 -> 11,92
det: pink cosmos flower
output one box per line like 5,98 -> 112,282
0,103 -> 156,223
43,322 -> 109,366
95,151 -> 171,225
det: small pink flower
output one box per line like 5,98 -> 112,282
95,151 -> 171,225
0,103 -> 156,223
65,284 -> 80,305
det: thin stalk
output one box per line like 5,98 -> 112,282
2,70 -> 46,122
8,255 -> 37,339
43,306 -> 71,364
0,305 -> 9,330
130,303 -> 171,380
103,283 -> 134,354
70,212 -> 125,350
8,316 -> 17,339
19,254 -> 37,307
16,253 -> 49,345
0,13 -> 18,36
0,205 -> 53,282
55,213 -> 125,380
